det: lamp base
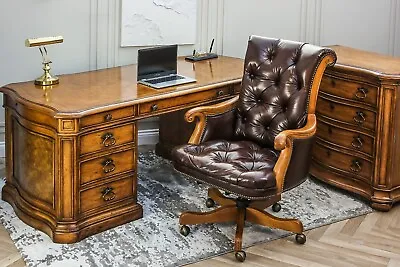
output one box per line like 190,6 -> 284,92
34,61 -> 59,86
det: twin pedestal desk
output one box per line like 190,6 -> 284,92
1,48 -> 400,243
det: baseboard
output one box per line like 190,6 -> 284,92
0,129 -> 159,158
137,129 -> 159,146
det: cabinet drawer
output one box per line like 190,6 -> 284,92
316,120 -> 374,156
80,106 -> 135,129
138,86 -> 234,116
312,142 -> 373,182
80,177 -> 134,213
80,149 -> 135,185
80,124 -> 135,155
320,76 -> 378,107
316,96 -> 376,131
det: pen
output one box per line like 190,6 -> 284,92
209,39 -> 215,53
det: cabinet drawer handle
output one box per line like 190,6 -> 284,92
351,136 -> 364,149
151,104 -> 158,112
102,158 -> 116,173
350,159 -> 362,173
329,103 -> 335,110
101,133 -> 116,147
104,113 -> 113,122
355,87 -> 368,100
216,90 -> 224,97
353,111 -> 366,124
101,187 -> 116,201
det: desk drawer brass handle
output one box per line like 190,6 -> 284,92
351,136 -> 364,149
104,113 -> 113,122
101,187 -> 116,201
350,159 -> 362,173
102,158 -> 116,173
355,87 -> 368,100
102,133 -> 116,147
353,111 -> 366,124
216,90 -> 224,97
151,104 -> 158,112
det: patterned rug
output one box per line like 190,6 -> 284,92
0,151 -> 373,267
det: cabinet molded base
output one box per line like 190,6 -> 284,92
310,163 -> 400,211
2,183 -> 143,243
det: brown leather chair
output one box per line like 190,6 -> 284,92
172,36 -> 336,262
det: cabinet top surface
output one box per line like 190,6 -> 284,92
329,45 -> 400,78
0,56 -> 244,116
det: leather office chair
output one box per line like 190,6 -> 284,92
172,36 -> 336,262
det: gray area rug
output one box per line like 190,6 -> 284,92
0,151 -> 373,267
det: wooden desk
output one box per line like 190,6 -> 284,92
310,46 -> 400,211
0,56 -> 243,243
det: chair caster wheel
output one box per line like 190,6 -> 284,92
180,225 -> 190,236
295,233 -> 306,244
272,203 -> 281,212
235,250 -> 246,262
206,198 -> 215,208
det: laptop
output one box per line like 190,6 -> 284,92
137,45 -> 196,89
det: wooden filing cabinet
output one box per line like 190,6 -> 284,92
310,46 -> 400,211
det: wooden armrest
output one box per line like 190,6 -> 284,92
186,96 -> 239,144
273,114 -> 317,192
274,114 -> 317,151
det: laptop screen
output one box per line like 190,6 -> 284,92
137,45 -> 177,80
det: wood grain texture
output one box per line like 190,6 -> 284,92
0,56 -> 244,243
311,45 -> 400,211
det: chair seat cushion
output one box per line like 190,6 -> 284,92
172,140 -> 279,199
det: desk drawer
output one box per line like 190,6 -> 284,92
316,96 -> 376,131
316,120 -> 374,156
80,107 -> 135,129
80,149 -> 135,185
320,77 -> 378,107
312,142 -> 373,182
80,124 -> 135,155
138,86 -> 234,116
80,177 -> 134,213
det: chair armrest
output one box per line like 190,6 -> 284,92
273,114 -> 317,192
185,96 -> 239,144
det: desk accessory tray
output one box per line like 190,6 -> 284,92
185,53 -> 218,62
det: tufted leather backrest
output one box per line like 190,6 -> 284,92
235,36 -> 330,147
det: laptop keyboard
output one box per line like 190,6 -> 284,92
145,75 -> 185,84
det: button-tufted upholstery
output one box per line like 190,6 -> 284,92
173,36 -> 336,199
235,37 -> 324,147
176,140 -> 279,199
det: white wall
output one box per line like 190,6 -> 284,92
1,0 -> 399,154
221,0 -> 400,58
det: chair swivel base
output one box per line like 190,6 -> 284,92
179,188 -> 306,262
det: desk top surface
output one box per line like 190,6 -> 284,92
329,45 -> 400,78
1,56 -> 244,116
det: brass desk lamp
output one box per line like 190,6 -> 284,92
25,36 -> 63,86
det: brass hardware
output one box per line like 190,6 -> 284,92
104,113 -> 113,122
353,111 -> 366,124
350,159 -> 362,173
217,90 -> 224,97
101,133 -> 116,147
102,158 -> 116,173
355,87 -> 368,100
26,36 -> 64,86
351,136 -> 364,149
101,187 -> 116,201
151,104 -> 158,112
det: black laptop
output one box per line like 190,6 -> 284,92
137,45 -> 196,89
